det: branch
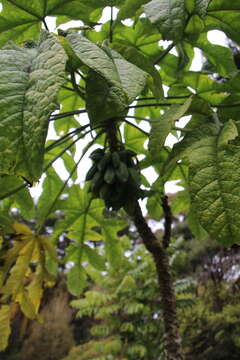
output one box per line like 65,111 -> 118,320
45,125 -> 89,152
42,18 -> 49,31
129,103 -> 178,109
154,42 -> 175,65
50,109 -> 87,121
215,103 -> 240,108
109,5 -> 114,43
161,196 -> 172,249
62,85 -> 75,92
137,96 -> 191,101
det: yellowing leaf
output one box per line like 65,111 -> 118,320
3,238 -> 36,297
27,268 -> 44,314
0,305 -> 11,351
39,235 -> 59,263
13,222 -> 33,236
16,290 -> 38,320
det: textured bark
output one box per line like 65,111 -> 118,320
131,202 -> 184,360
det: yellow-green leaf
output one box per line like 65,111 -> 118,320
0,305 -> 11,351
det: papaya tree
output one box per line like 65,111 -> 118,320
0,1 -> 240,359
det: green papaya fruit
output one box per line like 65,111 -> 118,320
128,167 -> 140,186
104,166 -> 116,184
115,161 -> 129,183
97,152 -> 112,172
111,152 -> 121,168
89,148 -> 104,162
85,163 -> 98,181
99,183 -> 110,200
91,171 -> 103,193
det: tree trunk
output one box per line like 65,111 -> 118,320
131,202 -> 184,360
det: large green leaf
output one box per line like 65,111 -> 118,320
0,0 -> 116,47
64,32 -> 121,86
86,55 -> 147,125
111,42 -> 163,99
0,0 -> 41,47
52,185 -> 126,270
67,264 -> 87,296
63,32 -> 147,125
148,97 -> 192,160
186,120 -> 240,246
65,33 -> 148,102
185,0 -> 211,17
144,0 -> 187,41
83,244 -> 106,271
193,33 -> 237,77
117,0 -> 149,21
36,168 -> 65,225
110,48 -> 148,103
205,0 -> 240,43
180,71 -> 229,105
86,70 -> 128,127
124,121 -> 148,154
0,32 -> 67,182
162,113 -> 215,181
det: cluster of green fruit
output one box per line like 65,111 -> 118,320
86,148 -> 143,210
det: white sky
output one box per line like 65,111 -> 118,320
30,10 -> 228,207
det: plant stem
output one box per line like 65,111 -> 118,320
45,125 -> 89,152
0,183 -> 27,201
50,109 -> 87,121
162,196 -> 172,249
137,96 -> 191,101
129,103 -> 178,109
154,43 -> 175,65
129,201 -> 184,360
109,6 -> 114,43
42,18 -> 49,31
